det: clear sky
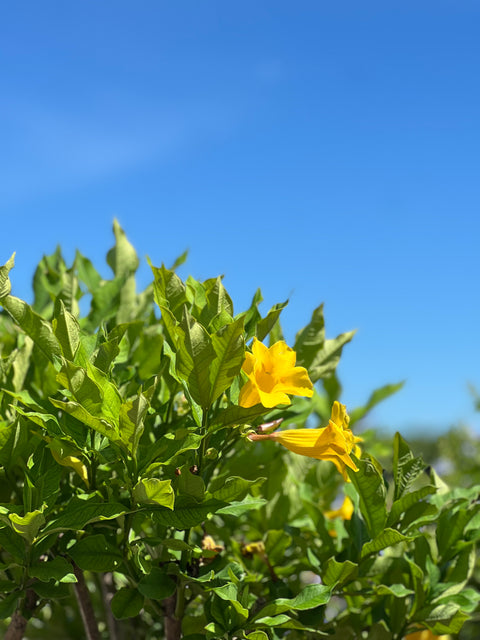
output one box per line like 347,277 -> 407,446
1,1 -> 479,435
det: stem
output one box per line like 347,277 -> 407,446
5,589 -> 36,640
163,591 -> 181,640
72,563 -> 101,640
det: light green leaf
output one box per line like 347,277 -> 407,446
209,316 -> 245,404
349,381 -> 405,425
393,433 -> 426,501
361,528 -> 412,558
151,262 -> 188,318
119,392 -> 149,456
9,509 -> 45,544
176,308 -> 216,409
253,584 -> 332,619
0,295 -> 62,362
322,558 -> 358,586
52,299 -> 80,361
0,253 -> 15,299
133,478 -> 175,509
216,496 -> 267,517
375,584 -> 414,597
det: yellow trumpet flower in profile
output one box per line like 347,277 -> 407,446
248,401 -> 360,480
238,338 -> 313,409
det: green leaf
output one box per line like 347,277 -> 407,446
0,253 -> 15,299
52,299 -> 80,361
176,308 -> 216,409
40,499 -> 128,536
0,590 -> 22,620
9,509 -> 45,544
0,295 -> 62,362
111,587 -> 144,619
209,316 -> 245,404
151,498 -> 225,530
393,432 -> 425,500
361,528 -> 411,558
210,476 -> 266,503
245,632 -> 269,640
151,262 -> 188,318
119,393 -> 149,457
256,300 -> 288,342
140,430 -> 203,471
322,559 -> 358,586
349,381 -> 405,425
294,304 -> 326,371
106,220 -> 139,323
297,312 -> 355,382
375,584 -> 414,598
0,527 -> 26,561
107,219 -> 139,277
216,496 -> 267,517
210,404 -> 270,428
137,567 -> 176,600
133,478 -> 175,509
264,529 -> 292,565
348,455 -> 386,538
69,534 -> 123,572
387,485 -> 437,528
253,584 -> 332,619
178,467 -> 205,502
29,557 -> 77,583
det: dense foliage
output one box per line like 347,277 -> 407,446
0,222 -> 479,639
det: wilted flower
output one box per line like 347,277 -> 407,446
248,401 -> 360,480
238,338 -> 313,408
241,541 -> 266,558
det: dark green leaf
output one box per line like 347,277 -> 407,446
111,587 -> 144,619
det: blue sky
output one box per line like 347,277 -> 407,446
1,1 -> 479,435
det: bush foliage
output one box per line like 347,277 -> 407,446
0,222 -> 479,639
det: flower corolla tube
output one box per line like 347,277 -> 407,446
248,401 -> 361,480
238,338 -> 314,408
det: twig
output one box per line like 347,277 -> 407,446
72,563 -> 101,640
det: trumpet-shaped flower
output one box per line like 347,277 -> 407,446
239,338 -> 313,409
248,401 -> 360,480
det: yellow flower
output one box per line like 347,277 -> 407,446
241,541 -> 266,558
406,631 -> 450,640
324,496 -> 354,521
248,401 -> 360,480
239,338 -> 313,408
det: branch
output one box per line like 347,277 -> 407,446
5,589 -> 36,640
72,563 -> 101,640
163,592 -> 181,640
